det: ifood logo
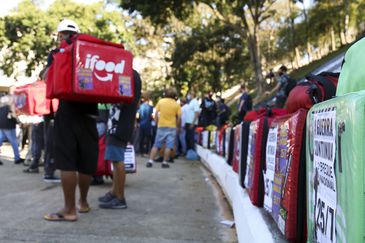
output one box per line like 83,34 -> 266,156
85,54 -> 125,82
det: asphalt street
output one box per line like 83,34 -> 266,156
0,144 -> 237,243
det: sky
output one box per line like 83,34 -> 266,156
0,0 -> 313,17
0,0 -> 102,16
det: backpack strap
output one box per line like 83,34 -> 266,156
297,81 -> 322,104
306,73 -> 336,101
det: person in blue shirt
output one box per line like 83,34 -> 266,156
238,84 -> 252,120
137,94 -> 154,156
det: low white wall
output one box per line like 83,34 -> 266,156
197,145 -> 275,243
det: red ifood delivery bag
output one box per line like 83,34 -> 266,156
46,34 -> 134,104
13,81 -> 58,115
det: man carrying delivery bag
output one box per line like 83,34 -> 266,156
43,18 -> 136,221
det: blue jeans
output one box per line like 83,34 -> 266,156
138,125 -> 152,154
30,122 -> 44,169
178,127 -> 187,155
44,119 -> 56,177
185,124 -> 196,151
153,127 -> 176,149
0,128 -> 20,161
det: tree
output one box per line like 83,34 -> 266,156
0,0 -> 53,77
120,0 -> 278,96
0,0 -> 136,77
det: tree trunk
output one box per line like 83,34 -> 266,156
288,0 -> 295,71
344,0 -> 350,43
330,27 -> 336,51
295,47 -> 301,68
301,1 -> 311,63
247,33 -> 264,96
307,42 -> 312,63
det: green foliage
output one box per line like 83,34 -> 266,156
171,21 -> 252,95
0,0 -> 54,76
2,0 -> 365,102
120,0 -> 195,25
0,0 -> 136,77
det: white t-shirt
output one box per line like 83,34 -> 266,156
180,104 -> 189,128
185,98 -> 200,125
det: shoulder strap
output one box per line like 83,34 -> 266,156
306,73 -> 336,100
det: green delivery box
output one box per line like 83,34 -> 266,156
306,91 -> 365,243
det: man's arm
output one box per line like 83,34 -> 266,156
154,110 -> 159,126
190,111 -> 199,128
176,114 -> 181,129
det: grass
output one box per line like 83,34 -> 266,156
290,44 -> 351,80
228,43 -> 352,113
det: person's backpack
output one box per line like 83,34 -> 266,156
286,72 -> 339,113
46,33 -> 135,104
284,77 -> 297,96
186,149 -> 199,161
337,37 -> 365,96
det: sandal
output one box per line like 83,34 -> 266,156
44,212 -> 77,222
78,206 -> 91,213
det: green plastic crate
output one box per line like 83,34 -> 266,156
306,91 -> 365,243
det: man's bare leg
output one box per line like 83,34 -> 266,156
149,146 -> 159,161
44,170 -> 78,221
78,172 -> 92,212
163,148 -> 171,162
112,161 -> 125,200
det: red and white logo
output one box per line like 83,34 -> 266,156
84,54 -> 125,82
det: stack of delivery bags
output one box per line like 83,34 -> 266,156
305,38 -> 365,243
206,38 -> 365,242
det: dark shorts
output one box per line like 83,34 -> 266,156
54,114 -> 98,175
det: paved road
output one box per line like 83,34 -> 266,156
0,144 -> 237,243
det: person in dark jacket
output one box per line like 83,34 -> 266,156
0,93 -> 23,165
137,93 -> 153,156
200,91 -> 217,127
98,70 -> 142,209
216,97 -> 230,128
238,84 -> 252,120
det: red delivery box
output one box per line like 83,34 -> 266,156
14,81 -> 57,116
46,34 -> 134,104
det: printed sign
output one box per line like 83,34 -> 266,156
232,125 -> 241,172
78,68 -> 93,89
210,130 -> 217,149
244,121 -> 257,188
312,108 -> 337,243
264,125 -> 278,212
124,145 -> 136,173
119,76 -> 132,96
110,145 -> 136,173
271,121 -> 290,234
202,131 -> 209,148
224,128 -> 231,160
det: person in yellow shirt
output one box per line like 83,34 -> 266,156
146,88 -> 181,168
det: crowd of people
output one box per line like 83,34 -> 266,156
0,17 -> 294,223
136,88 -> 241,168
